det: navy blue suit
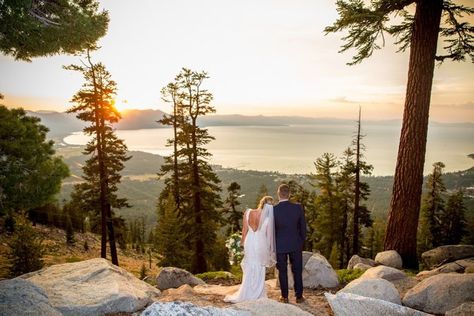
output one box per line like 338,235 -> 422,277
274,200 -> 307,298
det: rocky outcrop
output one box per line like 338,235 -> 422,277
375,251 -> 403,269
325,292 -> 431,316
0,278 -> 61,316
339,278 -> 401,304
141,301 -> 247,316
416,258 -> 474,279
142,298 -> 313,316
445,302 -> 474,316
21,258 -> 161,316
360,265 -> 406,282
156,267 -> 205,291
402,273 -> 474,315
234,298 -> 313,316
347,255 -> 377,270
421,245 -> 474,269
276,252 -> 339,289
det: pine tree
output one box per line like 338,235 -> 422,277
224,182 -> 243,235
441,190 -> 467,244
7,213 -> 44,277
418,162 -> 446,252
156,68 -> 224,273
310,153 -> 342,260
326,0 -> 474,269
1,0 -> 108,61
154,194 -> 189,270
65,213 -> 75,246
65,50 -> 131,266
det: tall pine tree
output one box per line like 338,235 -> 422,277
441,190 -> 467,245
66,50 -> 130,266
156,68 -> 224,273
326,0 -> 474,269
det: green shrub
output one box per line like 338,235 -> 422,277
195,271 -> 234,281
65,256 -> 82,263
7,214 -> 44,276
336,269 -> 364,285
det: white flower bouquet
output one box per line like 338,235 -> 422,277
225,232 -> 243,265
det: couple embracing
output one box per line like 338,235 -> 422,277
224,184 -> 307,304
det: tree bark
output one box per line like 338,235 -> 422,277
384,0 -> 443,269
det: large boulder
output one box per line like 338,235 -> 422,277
325,292 -> 432,316
0,278 -> 61,316
421,245 -> 474,269
360,265 -> 407,282
375,251 -> 403,269
347,255 -> 377,270
142,299 -> 313,316
302,253 -> 339,288
141,301 -> 248,316
339,278 -> 401,304
21,258 -> 161,316
445,302 -> 474,316
402,273 -> 474,315
156,267 -> 205,290
276,252 -> 339,289
234,298 -> 313,316
416,258 -> 474,279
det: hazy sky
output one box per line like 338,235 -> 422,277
1,0 -> 473,122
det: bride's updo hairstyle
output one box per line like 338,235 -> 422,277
257,196 -> 274,210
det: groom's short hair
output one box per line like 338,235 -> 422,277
278,184 -> 290,199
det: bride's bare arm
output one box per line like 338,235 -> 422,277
241,210 -> 249,247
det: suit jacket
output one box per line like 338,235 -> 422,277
274,200 -> 307,253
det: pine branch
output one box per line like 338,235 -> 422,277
325,0 -> 415,65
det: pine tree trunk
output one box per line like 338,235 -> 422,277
106,203 -> 119,265
88,53 -> 107,260
353,107 -> 361,255
384,0 -> 443,269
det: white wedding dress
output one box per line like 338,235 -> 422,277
224,204 -> 276,303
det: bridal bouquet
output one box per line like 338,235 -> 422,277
225,233 -> 243,265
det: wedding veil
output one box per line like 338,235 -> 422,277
257,203 -> 277,267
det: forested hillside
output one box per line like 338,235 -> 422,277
57,145 -> 474,231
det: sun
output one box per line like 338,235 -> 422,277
114,99 -> 133,112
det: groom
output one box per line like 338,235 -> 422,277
274,183 -> 307,304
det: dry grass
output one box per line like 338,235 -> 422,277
0,224 -> 160,280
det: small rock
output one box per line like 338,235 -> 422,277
234,298 -> 313,316
0,278 -> 61,316
445,302 -> 474,316
339,278 -> 401,304
360,265 -> 406,282
325,292 -> 432,316
421,245 -> 474,270
353,263 -> 373,271
156,267 -> 205,290
194,284 -> 240,296
375,250 -> 403,269
347,255 -> 377,270
402,273 -> 474,315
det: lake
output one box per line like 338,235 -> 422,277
63,123 -> 474,175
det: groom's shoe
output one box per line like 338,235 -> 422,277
296,296 -> 306,304
279,296 -> 289,304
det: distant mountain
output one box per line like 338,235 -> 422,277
27,109 -> 473,139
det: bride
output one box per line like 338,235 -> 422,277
224,196 -> 276,303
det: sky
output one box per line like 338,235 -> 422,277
1,0 -> 473,122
